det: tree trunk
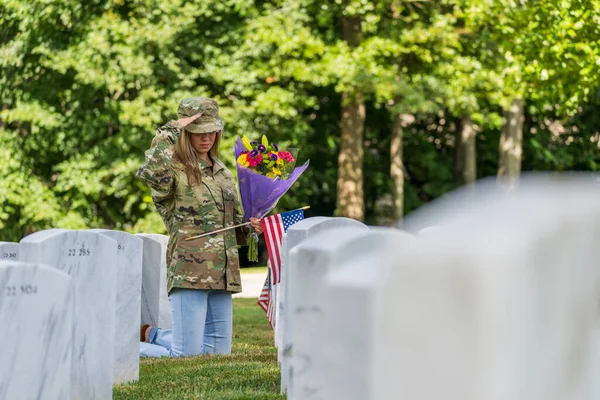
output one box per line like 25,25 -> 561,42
336,15 -> 365,221
337,92 -> 366,221
498,99 -> 524,182
454,115 -> 477,184
390,109 -> 404,221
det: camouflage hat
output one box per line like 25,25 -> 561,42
177,97 -> 225,134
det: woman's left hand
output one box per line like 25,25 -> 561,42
249,218 -> 263,235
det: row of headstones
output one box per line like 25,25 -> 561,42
0,230 -> 172,400
276,176 -> 600,400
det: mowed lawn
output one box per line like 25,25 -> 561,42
114,298 -> 284,400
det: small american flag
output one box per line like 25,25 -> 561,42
261,209 -> 305,285
257,270 -> 274,327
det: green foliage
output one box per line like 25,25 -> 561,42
1,0 -> 599,240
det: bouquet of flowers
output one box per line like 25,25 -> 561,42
235,135 -> 309,261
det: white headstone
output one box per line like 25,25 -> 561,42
272,234 -> 288,347
19,230 -> 117,400
136,233 -> 171,329
281,217 -> 368,395
0,241 -> 19,260
276,217 -> 341,358
287,227 -> 410,400
319,229 -> 416,400
90,229 -> 143,384
323,176 -> 600,400
0,261 -> 73,400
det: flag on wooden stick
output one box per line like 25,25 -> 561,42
257,269 -> 274,327
257,209 -> 305,327
261,209 -> 305,285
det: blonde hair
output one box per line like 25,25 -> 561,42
173,129 -> 222,186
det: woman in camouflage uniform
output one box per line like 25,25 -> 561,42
137,97 -> 262,357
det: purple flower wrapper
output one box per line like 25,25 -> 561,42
235,137 -> 309,220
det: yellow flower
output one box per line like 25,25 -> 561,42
276,158 -> 284,166
241,136 -> 253,151
237,154 -> 249,167
266,172 -> 276,178
261,135 -> 269,147
272,168 -> 282,176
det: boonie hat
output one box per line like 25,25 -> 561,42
177,97 -> 225,134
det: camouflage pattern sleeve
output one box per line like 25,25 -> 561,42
151,121 -> 179,147
136,130 -> 178,234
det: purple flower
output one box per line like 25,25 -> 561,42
251,141 -> 258,145
257,144 -> 266,153
250,149 -> 259,157
273,143 -> 279,151
270,153 -> 278,161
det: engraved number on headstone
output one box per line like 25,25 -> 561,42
2,252 -> 17,258
67,247 -> 91,257
20,285 -> 37,294
4,285 -> 37,296
5,285 -> 17,296
118,244 -> 125,251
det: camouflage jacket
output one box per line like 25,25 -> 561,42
136,121 -> 246,293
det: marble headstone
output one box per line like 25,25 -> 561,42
324,176 -> 600,400
0,241 -> 19,260
277,218 -> 332,359
19,230 -> 117,400
91,229 -> 143,384
272,233 -> 288,349
317,229 -> 416,400
0,261 -> 73,400
136,233 -> 171,329
281,217 -> 368,395
287,227 -> 401,400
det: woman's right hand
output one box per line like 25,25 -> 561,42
249,218 -> 263,235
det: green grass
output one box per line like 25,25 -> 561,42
240,266 -> 268,275
114,298 -> 284,400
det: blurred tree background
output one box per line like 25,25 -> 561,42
1,0 -> 600,245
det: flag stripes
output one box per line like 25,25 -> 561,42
263,214 -> 284,284
257,209 -> 305,328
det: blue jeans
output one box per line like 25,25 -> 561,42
140,289 -> 233,357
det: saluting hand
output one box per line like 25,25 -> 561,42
249,218 -> 263,235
